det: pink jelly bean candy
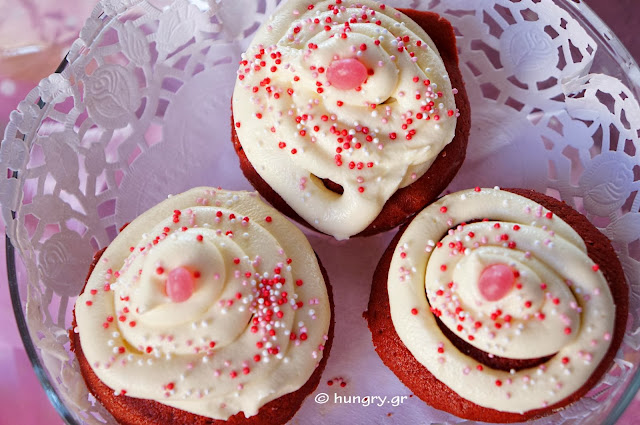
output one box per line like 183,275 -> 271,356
326,58 -> 368,91
478,264 -> 515,301
166,266 -> 195,303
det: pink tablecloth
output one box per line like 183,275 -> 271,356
0,1 -> 639,425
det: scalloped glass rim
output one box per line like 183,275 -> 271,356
561,0 -> 640,98
4,0 -> 640,424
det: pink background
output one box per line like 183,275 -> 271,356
0,1 -> 638,424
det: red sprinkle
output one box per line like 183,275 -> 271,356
411,308 -> 418,315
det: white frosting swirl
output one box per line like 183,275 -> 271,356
388,188 -> 616,412
75,188 -> 331,419
232,0 -> 458,240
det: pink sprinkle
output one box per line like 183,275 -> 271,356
326,58 -> 368,91
165,267 -> 195,303
478,264 -> 514,301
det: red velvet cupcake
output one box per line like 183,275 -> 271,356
72,187 -> 334,425
231,0 -> 470,240
366,187 -> 628,422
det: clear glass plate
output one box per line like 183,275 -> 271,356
2,0 -> 640,424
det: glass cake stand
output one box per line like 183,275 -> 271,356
2,0 -> 640,424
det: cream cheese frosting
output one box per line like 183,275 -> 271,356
387,188 -> 616,412
232,0 -> 459,240
75,187 -> 331,420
